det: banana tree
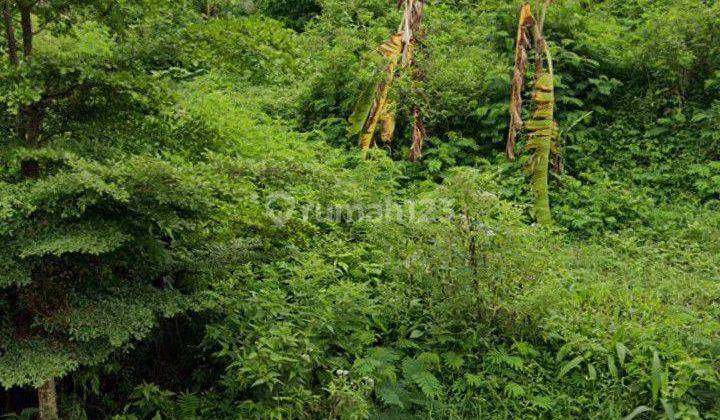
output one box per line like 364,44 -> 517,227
506,1 -> 558,225
349,33 -> 404,153
349,0 -> 428,160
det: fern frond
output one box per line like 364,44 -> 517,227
377,383 -> 405,408
353,356 -> 383,376
401,358 -> 424,378
487,349 -> 524,371
464,373 -> 483,388
413,371 -> 441,398
504,382 -> 526,399
442,352 -> 464,370
416,352 -> 440,370
398,357 -> 441,397
369,347 -> 402,364
177,393 -> 202,417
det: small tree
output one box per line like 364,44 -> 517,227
506,1 -> 558,225
0,2 -> 231,418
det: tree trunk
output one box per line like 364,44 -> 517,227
22,100 -> 45,146
18,1 -> 32,58
2,0 -> 18,65
37,379 -> 58,420
14,0 -> 45,146
16,98 -> 46,148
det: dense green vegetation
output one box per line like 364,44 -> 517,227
1,0 -> 719,418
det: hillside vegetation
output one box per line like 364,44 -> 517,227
1,1 -> 719,419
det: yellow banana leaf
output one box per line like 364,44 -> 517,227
379,101 -> 397,143
353,32 -> 403,153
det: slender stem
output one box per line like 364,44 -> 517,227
540,0 -> 553,78
532,25 -> 543,76
397,0 -> 405,32
531,1 -> 542,76
543,39 -> 553,79
539,0 -> 552,33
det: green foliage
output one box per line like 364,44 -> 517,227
0,0 -> 237,394
2,1 -> 720,419
255,0 -> 321,30
179,15 -> 301,84
0,149 -> 235,387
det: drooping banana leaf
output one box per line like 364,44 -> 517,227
525,72 -> 555,225
507,3 -> 535,160
400,0 -> 429,162
351,1 -> 428,157
379,101 -> 397,143
506,2 -> 558,224
351,32 -> 403,153
399,0 -> 425,67
348,75 -> 381,138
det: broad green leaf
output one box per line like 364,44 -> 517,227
623,405 -> 653,420
557,356 -> 584,380
616,343 -> 628,367
651,351 -> 662,402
